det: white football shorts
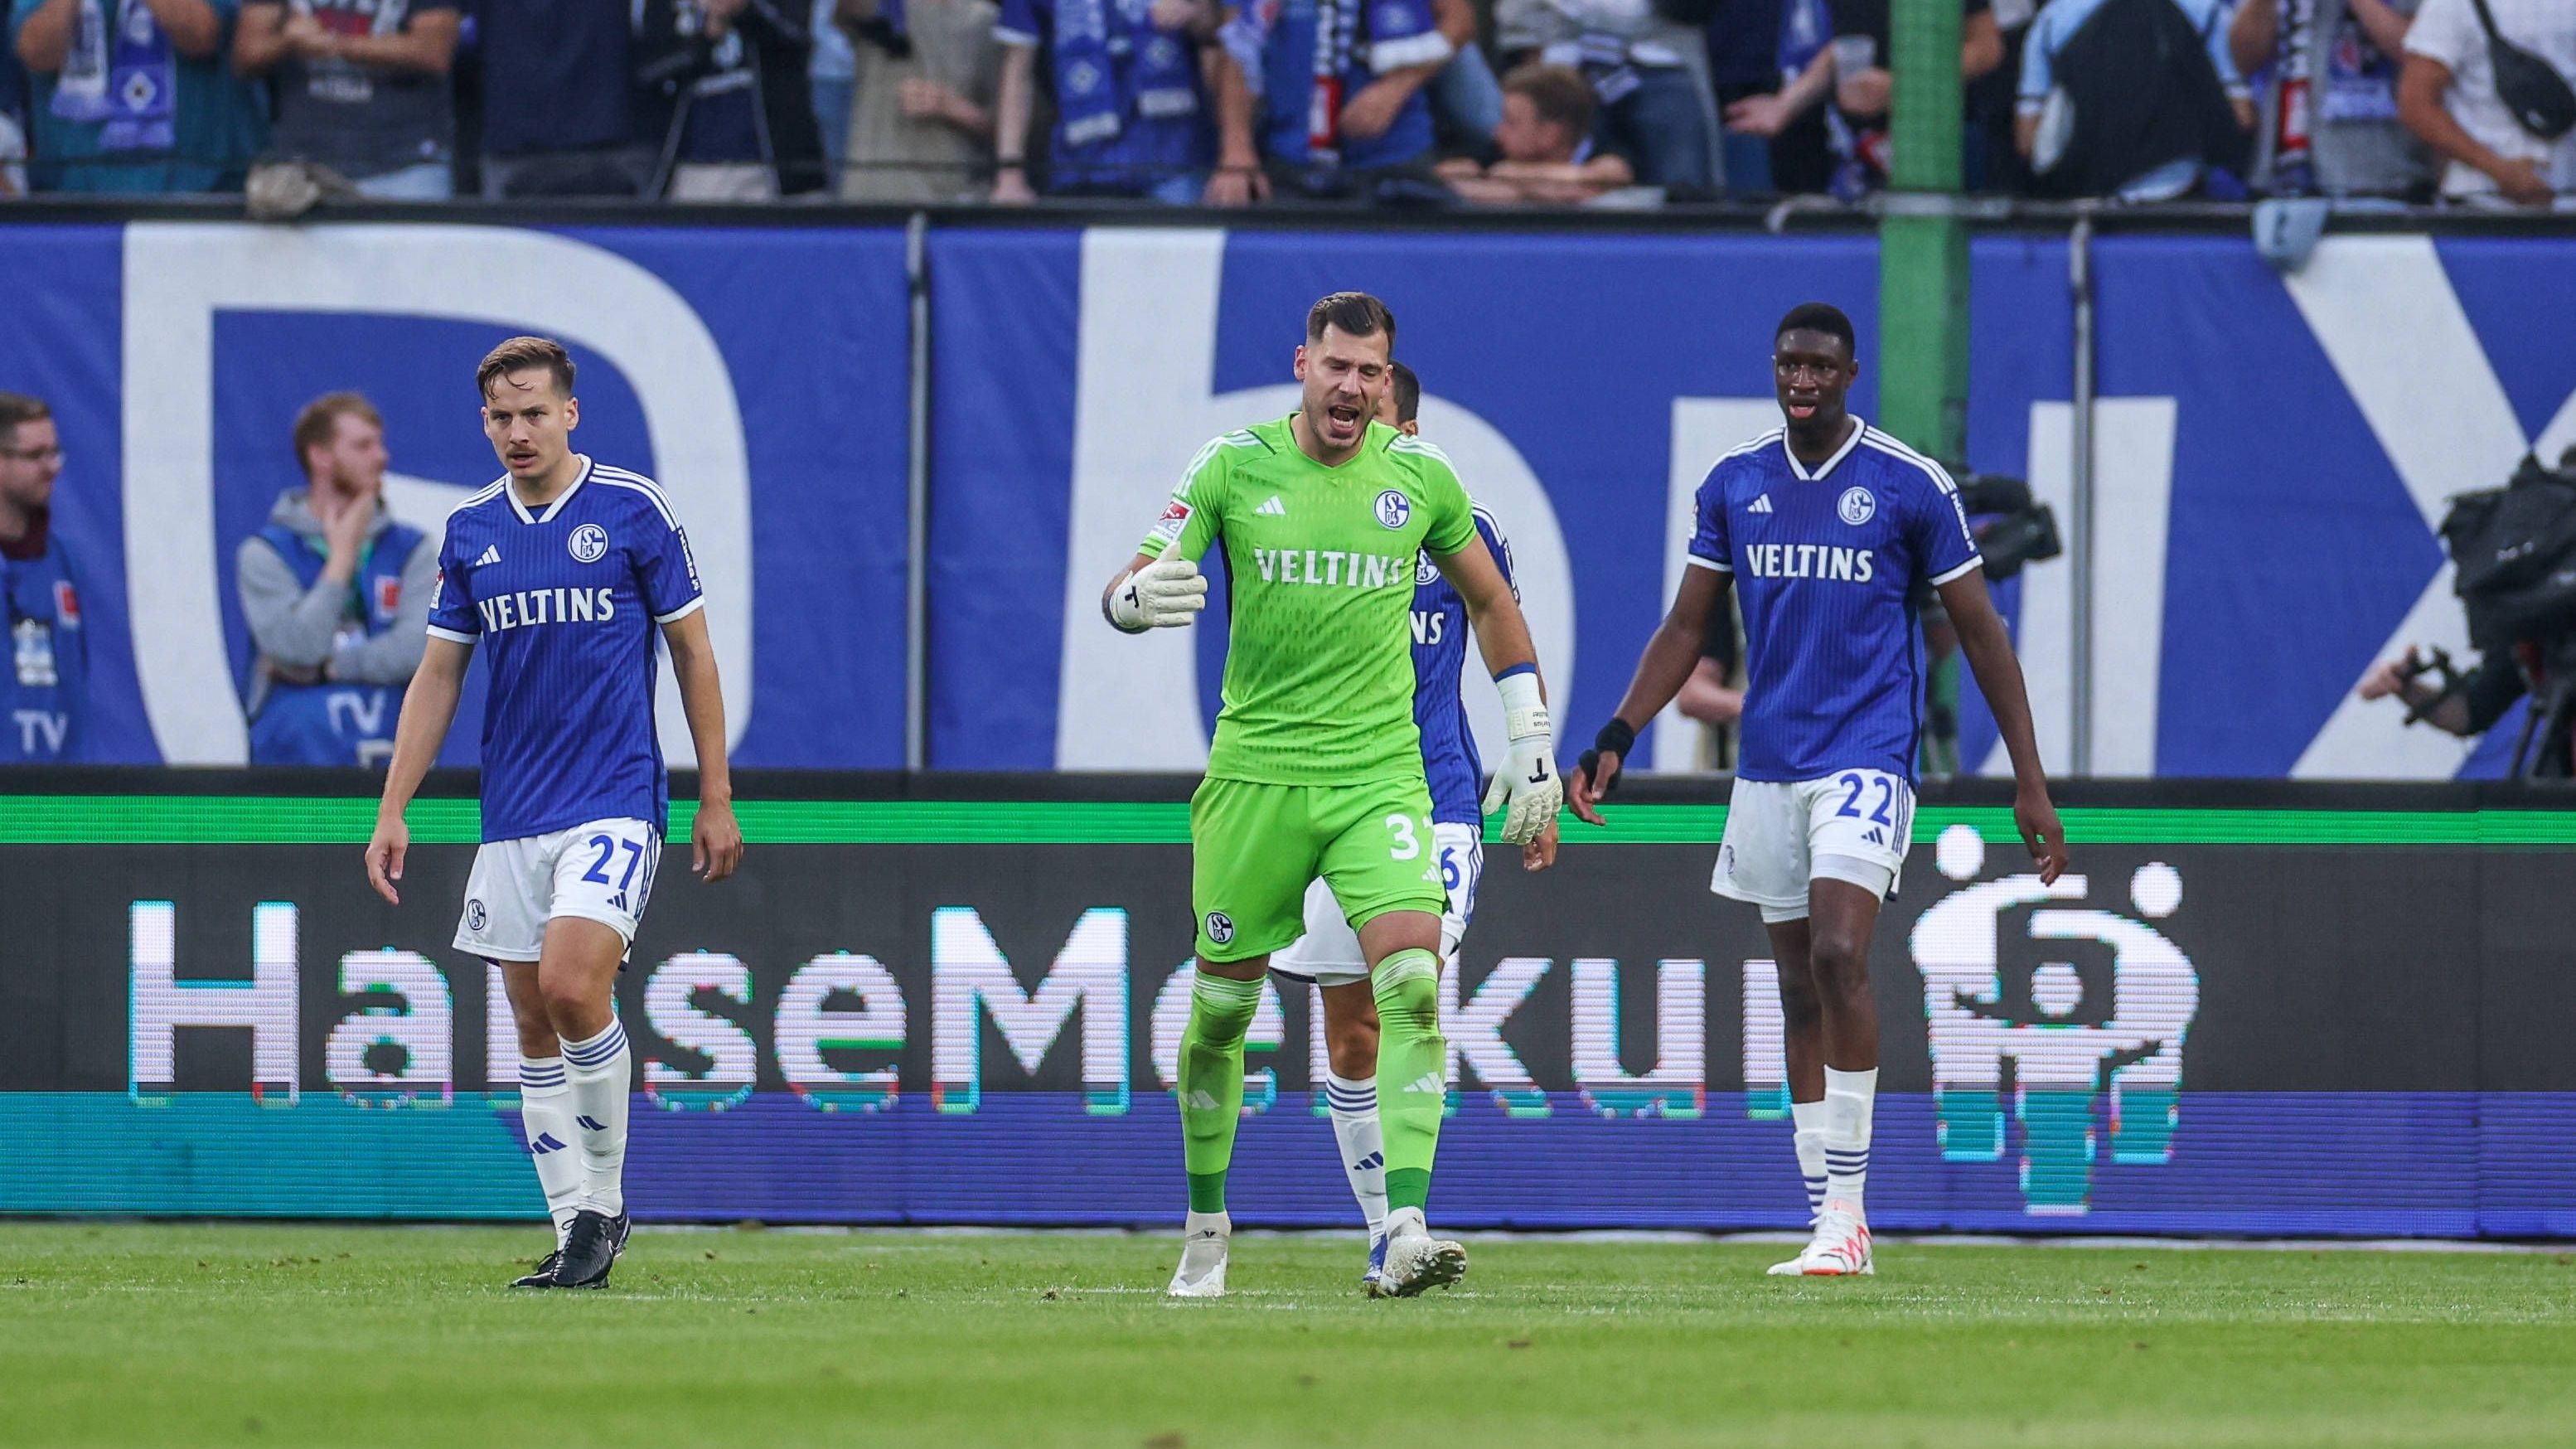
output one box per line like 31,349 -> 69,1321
1711,769 -> 1913,923
1272,821 -> 1483,986
455,816 -> 662,962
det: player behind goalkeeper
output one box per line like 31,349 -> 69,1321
1271,361 -> 1557,1293
1102,293 -> 1562,1298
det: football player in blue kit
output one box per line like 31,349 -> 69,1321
366,337 -> 744,1290
1271,362 -> 1559,1292
1570,304 -> 2065,1276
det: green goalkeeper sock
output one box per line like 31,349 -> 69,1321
1178,970 -> 1264,1214
1371,948 -> 1445,1215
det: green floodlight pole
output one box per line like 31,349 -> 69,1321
1879,0 -> 1968,466
1882,0 -> 1971,775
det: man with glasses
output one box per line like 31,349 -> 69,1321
0,392 -> 85,763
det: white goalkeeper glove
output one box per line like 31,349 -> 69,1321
1106,555 -> 1208,632
1480,668 -> 1562,846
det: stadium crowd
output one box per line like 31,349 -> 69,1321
0,0 -> 2569,206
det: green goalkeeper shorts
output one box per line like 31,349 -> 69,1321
1190,776 -> 1448,963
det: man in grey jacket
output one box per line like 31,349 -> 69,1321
235,392 -> 436,766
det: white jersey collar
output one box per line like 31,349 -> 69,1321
505,454 -> 594,526
1780,415 -> 1865,483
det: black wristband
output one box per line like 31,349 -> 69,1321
1593,718 -> 1637,759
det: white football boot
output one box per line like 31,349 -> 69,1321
1372,1207 -> 1468,1297
1165,1209 -> 1232,1297
1785,1199 -> 1873,1276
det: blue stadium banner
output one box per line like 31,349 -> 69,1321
4,220 -> 2570,778
0,221 -> 913,768
923,226 -> 2570,782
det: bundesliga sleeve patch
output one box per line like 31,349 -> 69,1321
1149,498 -> 1194,545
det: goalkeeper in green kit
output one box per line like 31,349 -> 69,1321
1101,293 -> 1563,1299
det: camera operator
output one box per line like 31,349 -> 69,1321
2361,449 -> 2576,778
2357,641 -> 2571,777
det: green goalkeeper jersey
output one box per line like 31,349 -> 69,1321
1138,414 -> 1479,788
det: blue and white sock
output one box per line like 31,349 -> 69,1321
518,1056 -> 581,1247
562,1019 -> 632,1219
1789,1098 -> 1828,1220
1324,1070 -> 1388,1241
1823,1066 -> 1876,1218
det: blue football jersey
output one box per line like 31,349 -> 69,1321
1413,506 -> 1514,826
426,458 -> 705,842
1687,420 -> 1981,783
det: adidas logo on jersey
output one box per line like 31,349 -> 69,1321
1748,495 -> 1774,514
472,545 -> 502,568
1402,1073 -> 1445,1095
1182,1090 -> 1221,1111
1254,496 -> 1286,516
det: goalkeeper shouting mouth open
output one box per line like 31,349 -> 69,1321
1102,291 -> 1562,1300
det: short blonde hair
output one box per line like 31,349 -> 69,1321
477,336 -> 577,400
293,391 -> 382,470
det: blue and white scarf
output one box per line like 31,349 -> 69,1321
49,0 -> 177,153
1055,0 -> 1198,148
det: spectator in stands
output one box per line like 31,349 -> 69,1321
2399,0 -> 2576,206
1204,0 -> 1453,203
636,0 -> 827,200
1424,0 -> 1500,148
989,0 -> 1217,203
0,18 -> 27,193
838,0 -> 1002,201
1736,0 -> 1834,190
1438,61 -> 1635,201
1818,0 -> 2000,191
1966,0 -> 2031,191
235,393 -> 433,768
2017,0 -> 2254,200
10,0 -> 266,192
811,0 -> 855,181
1497,0 -> 1718,190
1726,0 -> 1996,196
1704,0 -> 1783,192
0,392 -> 83,763
474,0 -> 649,197
232,0 -> 459,200
2233,0 -> 2429,196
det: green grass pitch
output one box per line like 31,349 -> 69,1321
2,1224 -> 2572,1448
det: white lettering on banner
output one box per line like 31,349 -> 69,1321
776,952 -> 905,1112
1658,398 -> 1784,771
486,959 -> 519,1088
645,952 -> 758,1109
128,900 -> 301,1102
324,691 -> 389,742
1152,965 -> 1285,1112
2285,237 -> 2543,779
325,950 -> 452,1102
1741,959 -> 1785,1117
1054,228 -> 1576,771
1447,956 -> 1550,1113
119,223 -> 752,765
2002,400 -> 2177,779
12,709 -> 67,755
931,906 -> 1131,1113
1568,957 -> 1703,1117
